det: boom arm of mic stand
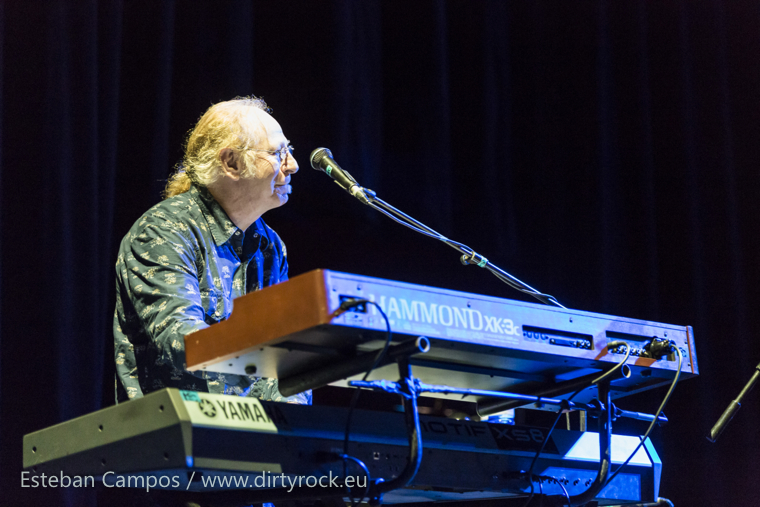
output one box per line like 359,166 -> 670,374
359,189 -> 564,308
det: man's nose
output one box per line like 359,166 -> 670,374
283,153 -> 299,175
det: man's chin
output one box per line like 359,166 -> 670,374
273,192 -> 289,206
272,185 -> 291,204
274,185 -> 291,196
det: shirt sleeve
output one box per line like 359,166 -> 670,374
115,219 -> 209,377
279,238 -> 289,282
114,303 -> 141,400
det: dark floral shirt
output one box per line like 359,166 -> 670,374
114,184 -> 310,404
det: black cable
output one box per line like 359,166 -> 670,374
557,479 -> 571,505
605,347 -> 683,487
593,341 -> 631,385
520,390 -> 582,507
490,271 -> 564,306
362,301 -> 394,375
541,476 -> 571,506
366,197 -> 564,308
368,202 -> 443,241
341,301 -> 392,503
520,343 -> 632,507
376,362 -> 423,495
341,454 -> 371,507
372,198 -> 446,238
538,478 -> 543,506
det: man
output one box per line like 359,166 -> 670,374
113,96 -> 309,404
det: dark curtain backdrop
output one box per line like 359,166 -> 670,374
3,1 -> 760,505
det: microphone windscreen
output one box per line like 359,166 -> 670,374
309,147 -> 333,171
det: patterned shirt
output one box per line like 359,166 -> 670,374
114,184 -> 310,404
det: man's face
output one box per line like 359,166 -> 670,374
242,110 -> 299,213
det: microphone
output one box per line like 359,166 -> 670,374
310,148 -> 372,205
707,361 -> 760,443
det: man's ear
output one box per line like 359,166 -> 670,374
219,148 -> 242,181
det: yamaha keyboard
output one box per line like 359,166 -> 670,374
23,388 -> 662,505
185,270 -> 697,407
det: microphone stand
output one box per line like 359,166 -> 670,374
355,187 -> 565,308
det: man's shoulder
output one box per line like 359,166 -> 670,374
147,192 -> 200,221
121,192 -> 205,246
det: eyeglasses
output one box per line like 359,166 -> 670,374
249,145 -> 294,163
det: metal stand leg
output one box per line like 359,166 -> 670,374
368,355 -> 423,504
546,380 -> 612,506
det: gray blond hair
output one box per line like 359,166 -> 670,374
163,96 -> 270,198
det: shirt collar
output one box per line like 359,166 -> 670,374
189,184 -> 240,247
248,218 -> 270,250
190,185 -> 272,250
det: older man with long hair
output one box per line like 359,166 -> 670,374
113,96 -> 308,404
